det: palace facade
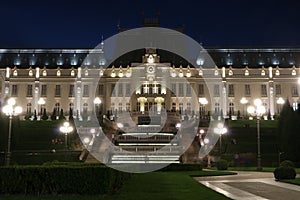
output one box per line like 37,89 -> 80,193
1,46 -> 300,120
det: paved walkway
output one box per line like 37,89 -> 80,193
194,171 -> 300,200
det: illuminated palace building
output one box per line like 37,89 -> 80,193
1,45 -> 300,120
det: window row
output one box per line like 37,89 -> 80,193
197,84 -> 299,97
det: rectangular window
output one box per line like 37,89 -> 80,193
245,84 -> 251,96
292,85 -> 298,97
275,84 -> 281,96
228,84 -> 234,97
55,85 -> 61,97
198,84 -> 204,96
178,83 -> 184,96
69,85 -> 74,97
41,85 -> 47,97
98,84 -> 104,96
111,84 -> 116,96
12,85 -> 18,96
171,83 -> 176,95
83,85 -> 89,97
186,84 -> 191,96
125,83 -> 130,97
213,84 -> 220,97
118,83 -> 123,97
261,84 -> 267,97
26,85 -> 33,97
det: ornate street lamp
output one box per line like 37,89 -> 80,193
214,123 -> 227,157
2,98 -> 22,165
59,122 -> 73,151
247,98 -> 266,171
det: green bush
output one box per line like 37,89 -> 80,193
160,163 -> 203,171
0,165 -> 130,195
274,166 -> 296,180
216,159 -> 228,170
280,160 -> 295,168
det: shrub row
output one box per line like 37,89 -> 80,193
0,165 -> 130,195
159,163 -> 203,171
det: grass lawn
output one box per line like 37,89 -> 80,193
0,170 -> 235,200
281,178 -> 300,186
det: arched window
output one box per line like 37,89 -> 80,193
27,103 -> 32,114
215,103 -> 220,114
83,103 -> 88,112
172,102 -> 176,111
69,103 -> 74,110
229,103 -> 234,116
187,102 -> 191,114
55,103 -> 60,115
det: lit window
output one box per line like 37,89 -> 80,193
245,69 -> 249,76
29,70 -> 33,76
275,69 -> 280,76
43,70 -> 47,76
57,70 -> 61,77
71,70 -> 75,76
85,70 -> 88,76
228,69 -> 233,76
13,70 -> 18,76
198,68 -> 203,76
261,70 -> 265,76
214,69 -> 219,76
292,69 -> 296,76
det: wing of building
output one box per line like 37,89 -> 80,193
1,46 -> 300,119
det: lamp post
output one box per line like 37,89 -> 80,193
276,97 -> 285,114
2,98 -> 22,165
240,97 -> 248,118
214,123 -> 227,157
247,98 -> 266,171
59,122 -> 73,152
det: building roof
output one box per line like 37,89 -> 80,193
0,47 -> 300,69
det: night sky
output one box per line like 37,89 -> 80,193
1,0 -> 300,48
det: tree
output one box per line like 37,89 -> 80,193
277,99 -> 300,162
41,108 -> 48,120
59,109 -> 66,120
33,109 -> 37,121
51,108 -> 57,120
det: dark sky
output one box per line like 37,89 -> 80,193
1,0 -> 300,48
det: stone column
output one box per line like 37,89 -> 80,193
155,97 -> 164,114
137,97 -> 147,114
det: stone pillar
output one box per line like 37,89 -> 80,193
137,97 -> 147,114
155,97 -> 164,114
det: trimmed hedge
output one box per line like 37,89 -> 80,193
216,159 -> 228,170
0,165 -> 130,195
274,166 -> 296,180
160,163 -> 203,171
